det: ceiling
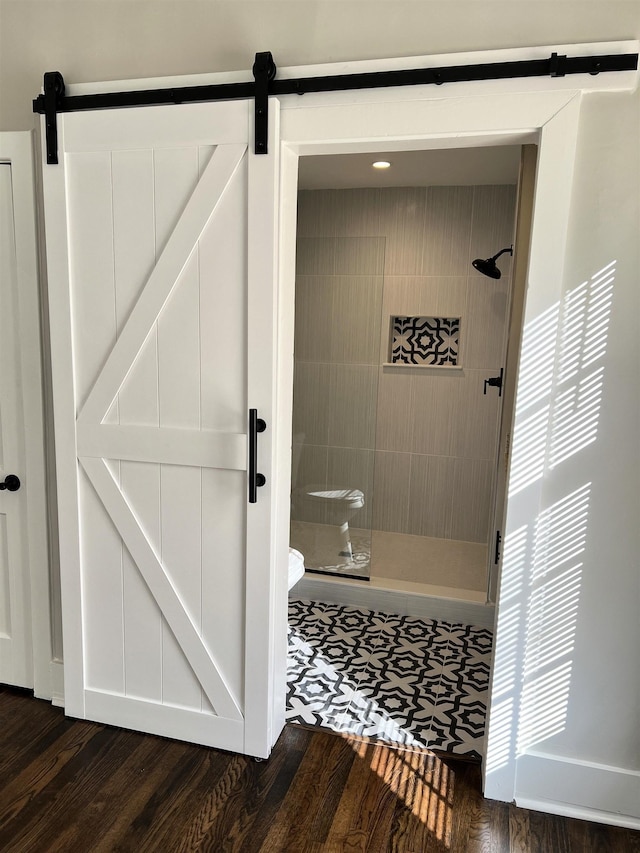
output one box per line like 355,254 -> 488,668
297,145 -> 521,190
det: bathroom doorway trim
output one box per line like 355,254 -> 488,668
280,94 -> 553,806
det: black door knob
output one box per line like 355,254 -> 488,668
0,475 -> 21,492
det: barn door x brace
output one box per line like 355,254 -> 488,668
33,49 -> 638,165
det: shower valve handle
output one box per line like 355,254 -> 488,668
484,368 -> 504,397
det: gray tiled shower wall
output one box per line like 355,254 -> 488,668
292,185 -> 517,544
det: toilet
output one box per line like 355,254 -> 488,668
293,485 -> 365,559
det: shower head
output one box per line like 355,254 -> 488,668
472,245 -> 513,279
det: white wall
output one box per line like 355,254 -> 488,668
0,0 -> 638,826
542,88 -> 639,770
2,0 -> 640,130
486,84 -> 640,825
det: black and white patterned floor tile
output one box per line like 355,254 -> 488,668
286,599 -> 493,760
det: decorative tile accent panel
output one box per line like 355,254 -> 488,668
390,315 -> 460,366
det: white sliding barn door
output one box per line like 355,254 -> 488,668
41,100 -> 281,757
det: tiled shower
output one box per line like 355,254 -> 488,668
291,183 -> 517,598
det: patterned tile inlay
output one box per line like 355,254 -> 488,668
287,599 -> 491,759
391,315 -> 460,365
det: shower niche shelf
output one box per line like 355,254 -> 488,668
382,363 -> 464,371
388,315 -> 461,367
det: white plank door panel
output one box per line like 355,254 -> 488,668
40,100 -> 282,757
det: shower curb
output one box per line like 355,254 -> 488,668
291,575 -> 495,628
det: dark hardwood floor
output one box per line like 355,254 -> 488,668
1,685 -> 638,852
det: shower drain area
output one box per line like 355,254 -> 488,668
286,599 -> 492,760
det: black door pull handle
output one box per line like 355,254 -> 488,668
248,409 -> 267,503
0,475 -> 21,492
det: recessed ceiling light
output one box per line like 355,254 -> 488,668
372,160 -> 391,169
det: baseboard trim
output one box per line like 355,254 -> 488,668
516,796 -> 640,831
50,660 -> 64,707
292,574 -> 495,627
515,752 -> 640,829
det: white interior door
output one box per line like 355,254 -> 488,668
40,99 -> 283,757
0,163 -> 33,689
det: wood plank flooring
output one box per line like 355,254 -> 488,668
1,685 -> 638,852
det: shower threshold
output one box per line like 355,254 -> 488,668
305,567 -> 371,582
290,521 -> 488,589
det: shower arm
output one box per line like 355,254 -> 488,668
490,246 -> 513,262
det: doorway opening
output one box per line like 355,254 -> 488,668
286,143 -> 529,757
290,145 -> 521,600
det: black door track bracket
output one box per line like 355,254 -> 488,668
43,72 -> 65,165
252,52 -> 277,155
549,52 -> 567,77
